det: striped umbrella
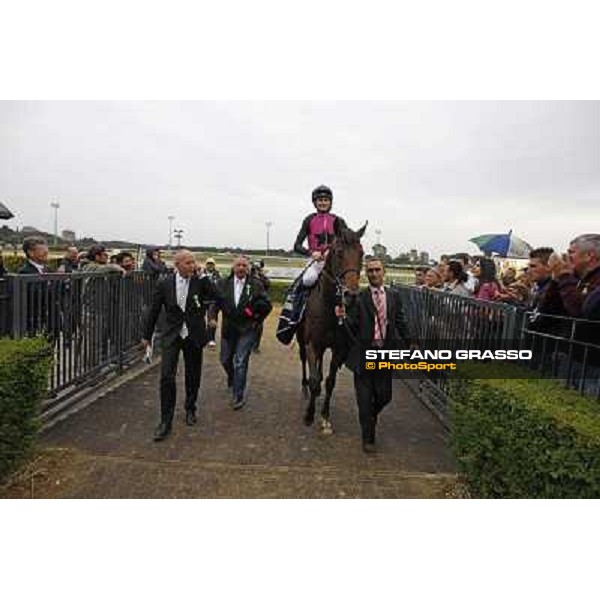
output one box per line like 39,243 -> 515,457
469,230 -> 532,258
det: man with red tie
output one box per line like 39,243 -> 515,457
336,258 -> 411,453
211,255 -> 272,410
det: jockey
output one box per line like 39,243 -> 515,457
293,185 -> 347,287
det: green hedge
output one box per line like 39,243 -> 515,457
0,337 -> 52,482
266,279 -> 370,304
0,255 -> 62,273
267,279 -> 290,304
449,364 -> 600,498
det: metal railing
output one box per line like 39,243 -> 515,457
519,311 -> 600,397
0,278 -> 11,337
394,284 -> 600,427
1,271 -> 160,418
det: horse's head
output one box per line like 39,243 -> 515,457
326,220 -> 368,295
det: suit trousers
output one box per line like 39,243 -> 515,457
159,336 -> 203,424
353,371 -> 393,443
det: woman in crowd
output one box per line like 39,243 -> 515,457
501,267 -> 517,287
442,260 -> 471,297
473,257 -> 501,300
424,267 -> 443,289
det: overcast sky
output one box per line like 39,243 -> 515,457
1,101 -> 598,258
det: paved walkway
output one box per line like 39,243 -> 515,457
2,314 -> 463,498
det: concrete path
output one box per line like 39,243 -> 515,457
2,314 -> 464,498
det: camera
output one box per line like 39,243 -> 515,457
251,260 -> 264,275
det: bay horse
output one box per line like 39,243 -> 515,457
296,221 -> 367,433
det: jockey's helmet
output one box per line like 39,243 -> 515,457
312,185 -> 333,204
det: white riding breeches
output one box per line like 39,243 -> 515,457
302,259 -> 325,287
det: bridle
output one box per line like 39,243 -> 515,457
320,242 -> 363,314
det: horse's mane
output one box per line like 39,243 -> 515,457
335,226 -> 362,248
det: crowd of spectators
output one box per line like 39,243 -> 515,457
0,237 -> 272,350
0,239 -> 174,277
414,234 -> 600,323
1,236 -> 276,297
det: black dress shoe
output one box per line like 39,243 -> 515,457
232,396 -> 246,411
370,423 -> 377,444
185,411 -> 197,426
153,422 -> 172,442
362,442 -> 376,454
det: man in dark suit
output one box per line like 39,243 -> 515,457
336,258 -> 411,454
142,249 -> 218,441
18,237 -> 56,336
19,236 -> 51,274
211,255 -> 272,410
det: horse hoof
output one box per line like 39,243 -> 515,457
320,419 -> 334,435
304,414 -> 314,426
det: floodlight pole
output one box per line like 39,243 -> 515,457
168,215 -> 175,249
50,201 -> 60,246
265,221 -> 273,256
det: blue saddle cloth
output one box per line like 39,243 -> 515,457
276,276 -> 309,345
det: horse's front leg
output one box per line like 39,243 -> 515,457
304,344 -> 322,426
320,354 -> 340,435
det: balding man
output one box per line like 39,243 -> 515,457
551,234 -> 600,390
142,250 -> 218,441
552,234 -> 600,321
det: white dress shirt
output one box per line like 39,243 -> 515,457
464,272 -> 477,293
234,277 -> 246,307
176,272 -> 190,339
29,260 -> 46,274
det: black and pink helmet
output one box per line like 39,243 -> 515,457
311,185 -> 333,204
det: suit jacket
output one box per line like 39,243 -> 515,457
556,266 -> 600,320
213,275 -> 272,340
556,266 -> 600,365
527,277 -> 570,337
18,260 -> 51,275
343,286 -> 411,372
17,261 -> 55,334
143,273 -> 217,349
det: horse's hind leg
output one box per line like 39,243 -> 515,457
299,340 -> 309,393
320,355 -> 340,435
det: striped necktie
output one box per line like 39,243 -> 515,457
373,288 -> 386,344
